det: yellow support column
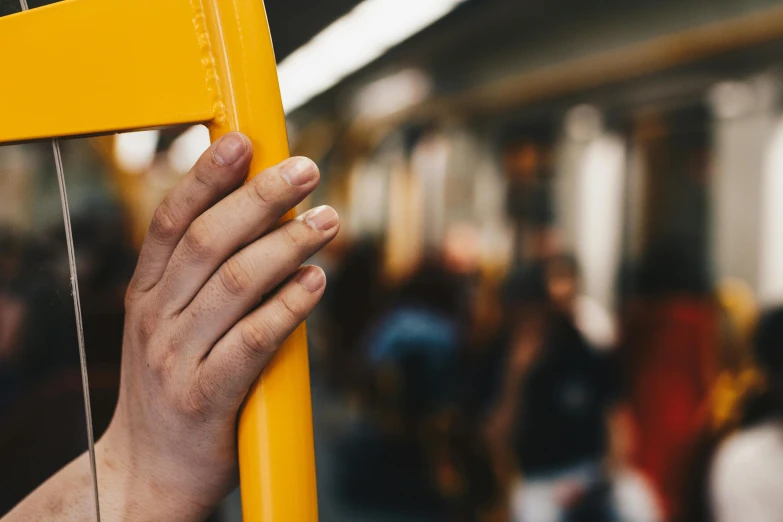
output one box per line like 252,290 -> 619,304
200,2 -> 318,521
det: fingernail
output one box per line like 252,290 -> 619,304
297,266 -> 326,292
301,206 -> 339,231
281,157 -> 317,186
213,133 -> 247,166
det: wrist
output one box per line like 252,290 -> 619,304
96,428 -> 213,522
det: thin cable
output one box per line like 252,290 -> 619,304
52,139 -> 102,522
17,6 -> 101,518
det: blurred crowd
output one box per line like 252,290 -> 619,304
312,229 -> 783,522
305,132 -> 783,522
2,126 -> 783,522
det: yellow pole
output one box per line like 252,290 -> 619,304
200,1 -> 318,521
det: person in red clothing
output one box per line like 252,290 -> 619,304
619,243 -> 718,519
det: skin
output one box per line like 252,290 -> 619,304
2,132 -> 339,521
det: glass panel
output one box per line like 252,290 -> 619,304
0,141 -> 91,515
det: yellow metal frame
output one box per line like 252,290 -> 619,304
0,1 -> 317,521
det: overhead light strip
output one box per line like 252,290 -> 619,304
277,0 -> 466,113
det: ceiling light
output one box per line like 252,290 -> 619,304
352,69 -> 432,119
277,0 -> 466,113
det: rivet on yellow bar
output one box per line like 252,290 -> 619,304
0,1 -> 318,521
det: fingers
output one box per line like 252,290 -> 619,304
129,132 -> 251,293
179,205 -> 339,355
199,265 -> 326,403
157,156 -> 320,312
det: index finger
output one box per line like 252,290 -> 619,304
129,132 -> 252,293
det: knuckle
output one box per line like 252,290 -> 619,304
178,380 -> 213,420
247,176 -> 274,209
282,222 -> 307,249
199,366 -> 237,402
183,219 -> 216,262
146,344 -> 176,386
240,319 -> 277,359
219,256 -> 254,298
192,161 -> 216,188
124,284 -> 141,309
150,200 -> 180,241
276,291 -> 303,324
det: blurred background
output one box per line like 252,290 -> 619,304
3,0 -> 783,520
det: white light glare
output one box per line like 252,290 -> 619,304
114,130 -> 160,174
278,0 -> 466,113
352,69 -> 432,119
168,125 -> 211,175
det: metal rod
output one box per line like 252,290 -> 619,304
52,138 -> 102,522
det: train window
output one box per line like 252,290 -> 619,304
0,140 -> 96,515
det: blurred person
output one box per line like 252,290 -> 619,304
2,133 -> 340,521
319,237 -> 384,396
501,136 -> 557,263
488,255 -> 660,522
619,241 -> 718,519
443,223 -> 512,521
680,279 -> 761,522
709,307 -> 783,522
330,260 -> 468,518
707,279 -> 760,431
365,262 -> 466,417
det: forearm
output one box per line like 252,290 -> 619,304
2,438 -> 209,522
3,451 -> 97,521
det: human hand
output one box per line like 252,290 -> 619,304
97,132 -> 338,520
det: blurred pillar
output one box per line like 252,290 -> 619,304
347,159 -> 389,238
411,131 -> 450,251
384,134 -> 424,281
759,114 -> 783,305
710,75 -> 779,301
556,106 -> 626,312
471,134 -> 514,277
